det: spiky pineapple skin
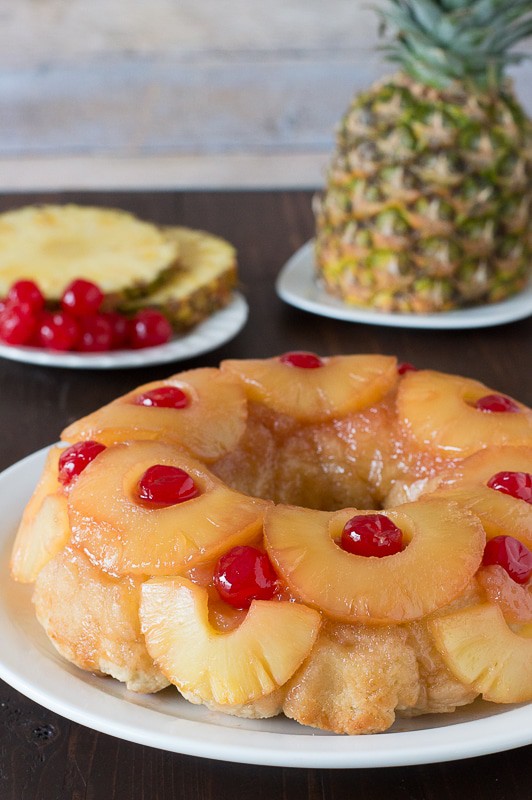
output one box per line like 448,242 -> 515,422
315,73 -> 532,312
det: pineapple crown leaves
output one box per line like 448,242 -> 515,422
377,0 -> 532,91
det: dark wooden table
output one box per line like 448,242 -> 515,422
0,190 -> 530,799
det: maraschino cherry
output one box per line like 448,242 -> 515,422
129,310 -> 172,349
279,351 -> 323,369
61,279 -> 104,317
475,394 -> 520,413
58,441 -> 106,486
341,513 -> 403,557
482,535 -> 532,584
137,465 -> 199,505
35,311 -> 80,351
397,362 -> 417,375
103,312 -> 129,350
7,280 -> 44,313
77,314 -> 114,352
0,276 -> 176,353
487,471 -> 532,505
133,386 -> 189,409
0,304 -> 38,345
213,545 -> 278,609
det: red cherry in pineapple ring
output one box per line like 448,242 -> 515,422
137,464 -> 199,505
58,441 -> 106,486
487,471 -> 532,505
213,545 -> 278,609
397,361 -> 417,375
279,351 -> 323,369
475,394 -> 520,413
341,513 -> 403,557
133,385 -> 189,409
482,535 -> 532,584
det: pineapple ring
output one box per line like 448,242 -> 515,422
428,446 -> 532,548
139,576 -> 321,706
10,446 -> 69,583
0,204 -> 179,298
397,371 -> 532,456
221,354 -> 398,423
68,441 -> 268,576
61,368 -> 247,463
264,497 -> 485,624
430,602 -> 532,704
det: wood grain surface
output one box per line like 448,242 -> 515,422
0,190 -> 530,799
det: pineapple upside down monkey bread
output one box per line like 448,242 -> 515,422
11,353 -> 532,734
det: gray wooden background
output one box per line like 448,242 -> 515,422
1,0 -> 532,189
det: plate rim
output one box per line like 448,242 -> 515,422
276,241 -> 532,330
0,293 -> 248,369
1,446 -> 532,768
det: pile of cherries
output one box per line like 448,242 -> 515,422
0,278 -> 173,352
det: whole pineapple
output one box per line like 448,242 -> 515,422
314,0 -> 532,313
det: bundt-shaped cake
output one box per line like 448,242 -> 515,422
10,353 -> 532,734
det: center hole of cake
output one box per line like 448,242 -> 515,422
210,415 -> 384,512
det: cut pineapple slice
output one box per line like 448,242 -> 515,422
0,205 -> 179,299
61,368 -> 247,463
222,354 -> 397,423
427,446 -> 532,548
68,441 -> 268,576
430,602 -> 532,703
430,445 -> 532,489
140,576 -> 321,706
397,371 -> 532,456
122,226 -> 237,329
264,497 -> 485,624
10,446 -> 69,583
431,486 -> 532,551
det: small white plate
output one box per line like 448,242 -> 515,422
0,293 -> 248,369
276,241 -> 532,330
1,447 -> 532,768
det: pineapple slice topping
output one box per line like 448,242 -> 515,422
140,576 -> 321,706
397,371 -> 532,456
430,603 -> 532,704
222,354 -> 397,423
10,446 -> 69,583
264,497 -> 485,624
68,441 -> 268,576
427,446 -> 532,548
61,368 -> 248,463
